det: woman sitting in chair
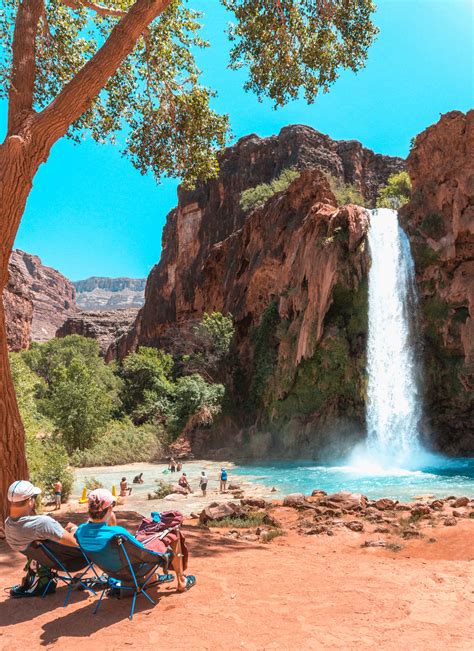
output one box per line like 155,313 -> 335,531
75,489 -> 195,592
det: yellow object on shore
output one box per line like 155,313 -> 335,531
111,485 -> 117,498
79,487 -> 88,504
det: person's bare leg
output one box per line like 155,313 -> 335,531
171,538 -> 186,592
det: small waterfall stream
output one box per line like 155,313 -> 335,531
365,208 -> 422,465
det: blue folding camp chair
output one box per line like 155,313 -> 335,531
78,534 -> 173,620
25,540 -> 99,606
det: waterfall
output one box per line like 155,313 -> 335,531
365,208 -> 422,466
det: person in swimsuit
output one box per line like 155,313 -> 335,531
53,479 -> 62,510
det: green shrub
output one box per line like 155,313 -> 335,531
42,357 -> 113,452
240,168 -> 299,212
170,374 -> 225,435
147,479 -> 173,500
420,213 -> 446,239
119,347 -> 174,423
424,297 -> 450,321
413,243 -> 440,270
249,302 -> 281,408
27,435 -> 74,502
71,419 -> 165,467
327,174 -> 365,206
84,477 -> 104,491
376,171 -> 412,209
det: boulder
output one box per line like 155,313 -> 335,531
374,498 -> 398,511
429,500 -> 444,510
345,521 -> 364,532
444,517 -> 457,526
401,528 -> 422,539
283,493 -> 306,507
324,492 -> 367,511
410,506 -> 431,518
263,513 -> 281,528
311,489 -> 327,498
452,496 -> 469,508
241,498 -> 267,509
199,501 -> 242,524
171,484 -> 188,495
227,482 -> 241,490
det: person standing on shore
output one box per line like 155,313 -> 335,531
199,471 -> 208,496
53,479 -> 62,511
219,468 -> 228,493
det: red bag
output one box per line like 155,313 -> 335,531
136,511 -> 188,570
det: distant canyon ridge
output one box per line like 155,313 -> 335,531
3,255 -> 145,354
4,115 -> 473,456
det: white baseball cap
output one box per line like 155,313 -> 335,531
8,480 -> 42,502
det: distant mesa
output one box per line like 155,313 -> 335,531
73,276 -> 146,311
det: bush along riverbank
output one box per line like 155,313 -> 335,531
10,313 -> 234,498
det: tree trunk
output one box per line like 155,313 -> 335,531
0,134 -> 38,524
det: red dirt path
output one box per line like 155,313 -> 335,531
0,510 -> 472,650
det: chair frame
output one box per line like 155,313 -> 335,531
79,535 -> 172,620
26,540 -> 100,607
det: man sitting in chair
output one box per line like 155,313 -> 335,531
4,480 -> 79,597
76,488 -> 195,592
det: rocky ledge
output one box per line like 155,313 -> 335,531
56,308 -> 139,356
198,490 -> 474,547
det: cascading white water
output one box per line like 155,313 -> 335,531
365,208 -> 422,466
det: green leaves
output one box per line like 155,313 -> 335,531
2,0 -> 378,186
376,171 -> 412,210
222,0 -> 377,106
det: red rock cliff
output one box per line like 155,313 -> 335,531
111,124 -> 405,457
3,250 -> 76,350
401,110 -> 474,455
112,124 -> 403,363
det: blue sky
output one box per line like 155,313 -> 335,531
4,0 -> 473,280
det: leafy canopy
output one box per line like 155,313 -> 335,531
1,0 -> 377,186
376,171 -> 412,209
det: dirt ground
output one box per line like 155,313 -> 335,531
0,510 -> 472,651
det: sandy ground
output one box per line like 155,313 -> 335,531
0,508 -> 473,651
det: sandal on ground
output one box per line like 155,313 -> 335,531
157,573 -> 174,584
178,575 -> 196,592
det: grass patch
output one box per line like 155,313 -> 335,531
240,168 -> 299,212
207,512 -> 267,528
262,528 -> 285,542
386,543 -> 403,552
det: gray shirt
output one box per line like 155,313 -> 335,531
4,515 -> 65,553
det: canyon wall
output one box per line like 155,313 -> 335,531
112,125 -> 404,457
400,110 -> 474,455
57,308 -> 139,355
3,250 -> 76,349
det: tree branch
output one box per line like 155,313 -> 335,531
60,0 -> 127,18
35,0 -> 172,145
8,0 -> 44,134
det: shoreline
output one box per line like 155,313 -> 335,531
70,459 -> 281,518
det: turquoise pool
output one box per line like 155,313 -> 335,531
231,456 -> 474,501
